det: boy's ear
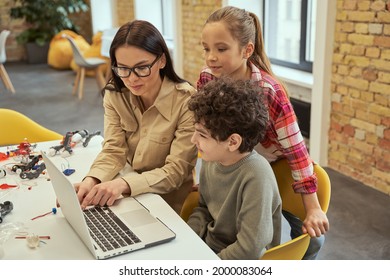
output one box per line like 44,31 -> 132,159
228,133 -> 242,151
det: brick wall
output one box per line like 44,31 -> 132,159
116,0 -> 135,26
330,0 -> 390,194
1,1 -> 26,61
70,2 -> 92,43
0,0 -> 92,62
181,0 -> 222,85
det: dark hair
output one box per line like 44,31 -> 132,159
104,20 -> 186,93
188,77 -> 268,153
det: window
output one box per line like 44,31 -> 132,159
264,0 -> 316,72
90,0 -> 115,34
134,0 -> 173,40
226,0 -> 316,73
134,0 -> 174,59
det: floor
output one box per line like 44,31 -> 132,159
1,62 -> 389,260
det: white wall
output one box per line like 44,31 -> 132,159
90,0 -> 117,34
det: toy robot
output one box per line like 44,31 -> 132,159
19,163 -> 46,180
0,201 -> 13,223
48,131 -> 74,157
11,154 -> 42,174
47,130 -> 101,158
0,167 -> 6,178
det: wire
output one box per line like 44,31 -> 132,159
31,208 -> 57,220
61,159 -> 75,176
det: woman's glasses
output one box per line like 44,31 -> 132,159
112,54 -> 162,78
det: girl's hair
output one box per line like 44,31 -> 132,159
205,6 -> 274,76
104,20 -> 186,93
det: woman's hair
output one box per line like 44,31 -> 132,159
188,76 -> 268,153
104,20 -> 186,93
205,6 -> 274,76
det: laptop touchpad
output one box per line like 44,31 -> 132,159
120,209 -> 158,228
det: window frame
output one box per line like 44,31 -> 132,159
263,0 -> 313,72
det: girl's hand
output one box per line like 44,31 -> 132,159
301,193 -> 329,237
302,208 -> 329,237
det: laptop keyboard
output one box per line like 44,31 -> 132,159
84,207 -> 141,252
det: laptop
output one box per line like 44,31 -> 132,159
41,152 -> 176,259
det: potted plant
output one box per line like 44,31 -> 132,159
9,0 -> 89,64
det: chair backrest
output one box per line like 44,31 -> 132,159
62,34 -> 88,66
260,233 -> 310,260
0,108 -> 63,146
180,191 -> 199,222
271,158 -> 331,221
259,158 -> 331,260
0,30 -> 11,64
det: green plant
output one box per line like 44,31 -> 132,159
9,0 -> 89,46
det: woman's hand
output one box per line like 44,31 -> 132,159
75,176 -> 100,207
80,178 -> 130,209
56,176 -> 98,208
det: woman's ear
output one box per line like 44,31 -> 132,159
228,133 -> 242,152
160,53 -> 167,69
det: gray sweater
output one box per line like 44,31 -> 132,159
187,151 -> 282,260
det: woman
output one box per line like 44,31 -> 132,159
76,20 -> 197,214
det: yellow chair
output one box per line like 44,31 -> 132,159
261,159 -> 331,259
270,158 -> 331,221
260,233 -> 310,260
0,108 -> 63,146
180,191 -> 199,223
180,158 -> 331,260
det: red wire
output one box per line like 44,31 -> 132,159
31,208 -> 57,220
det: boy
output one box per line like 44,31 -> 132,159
187,77 -> 282,260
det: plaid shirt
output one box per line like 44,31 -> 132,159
197,64 -> 317,194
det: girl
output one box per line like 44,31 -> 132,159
75,20 -> 197,214
197,6 -> 329,259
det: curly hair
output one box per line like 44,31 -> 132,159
188,77 -> 268,153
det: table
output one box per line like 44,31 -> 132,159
0,137 -> 218,260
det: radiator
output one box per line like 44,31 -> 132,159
290,98 -> 311,138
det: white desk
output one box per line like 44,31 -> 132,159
0,137 -> 218,260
